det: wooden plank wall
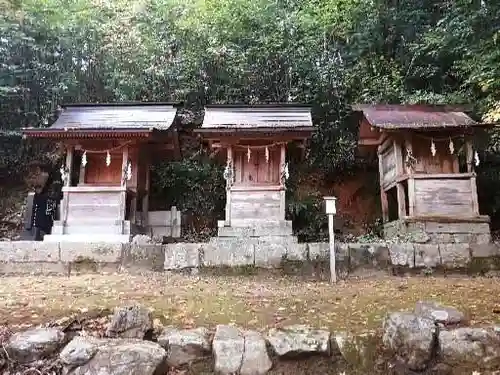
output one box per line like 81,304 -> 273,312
380,144 -> 396,186
66,190 -> 122,221
413,178 -> 474,216
84,152 -> 122,185
233,148 -> 280,185
410,137 -> 459,174
230,189 -> 282,220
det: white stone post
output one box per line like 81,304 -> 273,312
324,196 -> 337,284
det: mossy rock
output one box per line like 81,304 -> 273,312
468,256 -> 500,275
71,256 -> 99,273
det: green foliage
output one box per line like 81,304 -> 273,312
2,0 -> 500,234
150,158 -> 225,238
151,158 -> 225,213
287,194 -> 328,242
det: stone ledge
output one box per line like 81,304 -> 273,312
0,241 -> 60,263
1,239 -> 500,276
60,242 -> 123,263
0,261 -> 68,275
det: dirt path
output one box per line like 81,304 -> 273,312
1,273 -> 499,332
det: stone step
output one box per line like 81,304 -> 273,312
218,220 -> 293,237
43,234 -> 131,243
63,225 -> 126,235
52,220 -> 131,235
231,190 -> 281,202
210,235 -> 298,246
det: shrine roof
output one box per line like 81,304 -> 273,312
22,102 -> 180,139
352,104 -> 488,130
199,104 -> 314,131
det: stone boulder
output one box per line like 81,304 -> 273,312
60,336 -> 167,375
105,305 -> 153,339
5,327 -> 66,363
382,312 -> 437,371
439,327 -> 500,369
212,325 -> 272,375
157,326 -> 211,367
333,331 -> 379,371
414,301 -> 465,326
267,325 -> 330,356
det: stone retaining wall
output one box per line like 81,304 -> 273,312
0,239 -> 499,275
4,302 -> 500,374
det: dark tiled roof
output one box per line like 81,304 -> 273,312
49,103 -> 178,130
201,105 -> 313,129
353,104 -> 479,129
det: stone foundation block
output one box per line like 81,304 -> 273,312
164,243 -> 200,270
254,242 -> 287,267
349,243 -> 390,269
122,244 -> 165,271
286,243 -> 308,261
204,239 -> 254,267
60,242 -> 123,263
0,261 -> 68,275
439,244 -> 471,268
308,242 -> 329,259
0,241 -> 60,263
414,244 -> 441,268
389,243 -> 415,268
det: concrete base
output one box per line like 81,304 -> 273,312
384,217 -> 491,244
217,220 -> 293,237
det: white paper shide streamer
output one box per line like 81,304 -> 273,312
448,138 -> 454,154
81,151 -> 87,167
247,147 -> 251,162
430,139 -> 436,157
474,151 -> 480,167
126,161 -> 132,181
265,146 -> 269,163
106,151 -> 111,167
59,164 -> 68,183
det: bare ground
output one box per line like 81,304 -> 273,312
0,273 -> 499,332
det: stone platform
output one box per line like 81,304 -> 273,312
215,219 -> 298,266
45,219 -> 132,243
384,217 -> 491,244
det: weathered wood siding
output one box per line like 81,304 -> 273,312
84,152 -> 122,185
234,148 -> 280,185
413,178 -> 474,216
410,136 -> 459,174
380,145 -> 396,185
230,189 -> 282,220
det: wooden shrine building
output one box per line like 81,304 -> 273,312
22,102 -> 181,242
196,104 -> 314,236
355,104 -> 492,242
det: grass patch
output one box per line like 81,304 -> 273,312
0,273 -> 499,333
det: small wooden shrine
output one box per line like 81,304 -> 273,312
196,104 -> 314,235
355,104 -> 491,241
22,102 -> 181,242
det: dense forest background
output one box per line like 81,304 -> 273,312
1,0 -> 500,240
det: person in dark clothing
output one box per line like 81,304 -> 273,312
28,181 -> 59,241
31,185 -> 51,240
